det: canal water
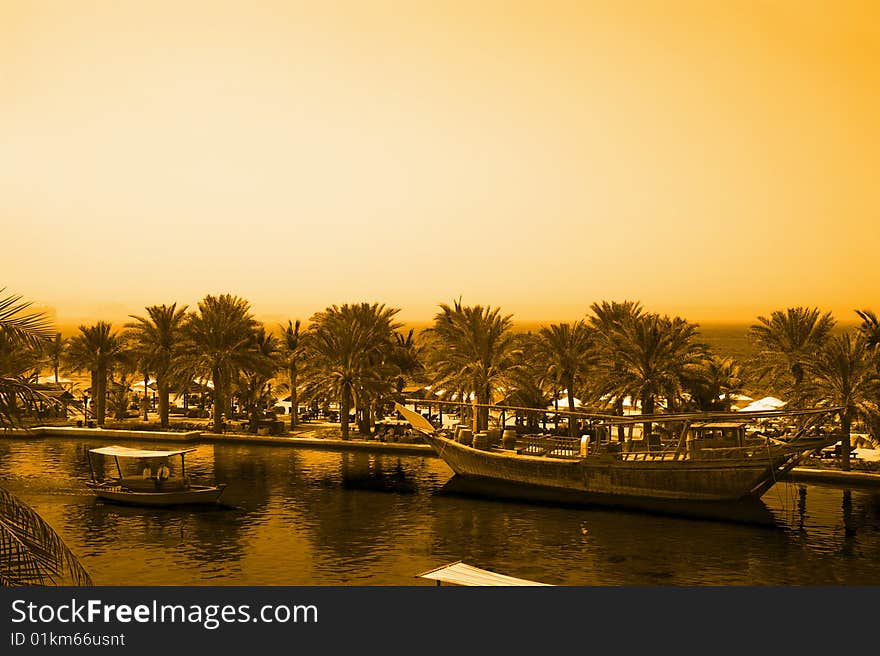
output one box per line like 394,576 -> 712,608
2,436 -> 879,585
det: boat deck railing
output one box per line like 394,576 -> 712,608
515,435 -> 582,459
509,433 -> 810,462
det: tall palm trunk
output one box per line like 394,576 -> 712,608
158,379 -> 170,428
471,396 -> 478,434
641,394 -> 654,449
566,376 -> 577,437
482,383 -> 492,432
614,397 -> 625,442
211,367 -> 223,433
95,365 -> 107,425
88,370 -> 97,424
142,373 -> 149,420
841,410 -> 852,472
340,384 -> 352,440
289,364 -> 298,429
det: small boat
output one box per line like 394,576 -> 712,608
87,446 -> 226,507
395,402 -> 839,508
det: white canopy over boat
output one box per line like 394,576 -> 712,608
89,446 -> 197,459
417,561 -> 552,586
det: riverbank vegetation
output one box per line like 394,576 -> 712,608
4,289 -> 880,470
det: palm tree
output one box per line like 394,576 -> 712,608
300,303 -> 401,440
0,297 -> 49,428
804,332 -> 880,471
389,328 -> 424,400
503,333 -> 554,431
749,307 -> 836,398
588,300 -> 644,440
425,300 -> 518,433
534,321 -> 594,436
237,326 -> 280,429
42,332 -> 66,384
281,319 -> 302,428
686,355 -> 745,412
593,312 -> 706,445
107,373 -> 135,421
126,303 -> 188,427
0,291 -> 92,586
178,294 -> 262,434
65,322 -> 127,426
856,309 -> 880,349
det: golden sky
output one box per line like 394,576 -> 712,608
2,1 -> 878,326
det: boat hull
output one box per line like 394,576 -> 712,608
94,484 -> 226,507
425,433 -> 808,503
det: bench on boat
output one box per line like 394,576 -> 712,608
119,476 -> 189,492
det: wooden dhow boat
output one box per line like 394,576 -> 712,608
395,402 -> 839,507
87,446 -> 226,507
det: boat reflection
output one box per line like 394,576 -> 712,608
438,475 -> 780,527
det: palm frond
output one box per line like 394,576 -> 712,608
0,290 -> 55,347
0,487 -> 92,586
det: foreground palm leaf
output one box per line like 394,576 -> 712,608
0,290 -> 92,586
0,488 -> 93,586
0,290 -> 55,348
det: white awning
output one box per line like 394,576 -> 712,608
393,403 -> 436,434
738,396 -> 788,412
38,375 -> 74,385
417,562 -> 552,586
548,396 -> 582,410
89,446 -> 197,459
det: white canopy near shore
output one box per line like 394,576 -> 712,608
738,396 -> 787,412
548,394 -> 582,410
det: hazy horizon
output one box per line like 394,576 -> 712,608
4,3 -> 878,323
39,303 -> 862,339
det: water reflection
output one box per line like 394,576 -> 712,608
1,437 -> 879,585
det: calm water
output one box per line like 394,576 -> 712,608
2,436 -> 880,586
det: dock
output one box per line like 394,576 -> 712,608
417,561 -> 552,586
5,425 -> 437,456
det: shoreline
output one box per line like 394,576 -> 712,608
5,425 -> 437,456
5,426 -> 880,488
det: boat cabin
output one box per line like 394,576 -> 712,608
688,422 -> 747,448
